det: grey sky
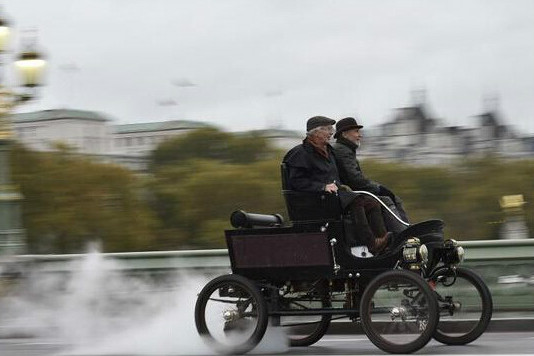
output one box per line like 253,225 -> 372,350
3,0 -> 534,133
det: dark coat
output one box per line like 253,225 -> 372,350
282,139 -> 340,192
332,137 -> 380,194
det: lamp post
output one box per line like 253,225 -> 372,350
0,9 -> 46,255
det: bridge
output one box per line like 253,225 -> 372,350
11,238 -> 534,315
1,238 -> 533,353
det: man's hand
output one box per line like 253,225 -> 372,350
325,183 -> 338,193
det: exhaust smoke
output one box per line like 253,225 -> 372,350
0,248 -> 287,355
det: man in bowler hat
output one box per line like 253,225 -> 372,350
332,117 -> 410,229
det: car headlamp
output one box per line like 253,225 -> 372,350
403,246 -> 418,263
419,244 -> 429,264
456,246 -> 465,264
443,239 -> 464,265
402,238 -> 429,269
402,238 -> 420,263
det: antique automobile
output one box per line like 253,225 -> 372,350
194,165 -> 492,354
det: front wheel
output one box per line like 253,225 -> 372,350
360,270 -> 438,354
194,274 -> 268,355
431,267 -> 492,345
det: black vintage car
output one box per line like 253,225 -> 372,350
194,165 -> 493,354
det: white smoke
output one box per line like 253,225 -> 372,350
0,248 -> 287,355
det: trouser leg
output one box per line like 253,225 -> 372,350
348,198 -> 375,248
367,204 -> 387,238
361,196 -> 387,239
362,196 -> 389,254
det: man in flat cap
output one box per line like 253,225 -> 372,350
283,116 -> 339,193
333,117 -> 409,234
282,116 -> 389,255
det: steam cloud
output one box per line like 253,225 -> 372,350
0,248 -> 287,355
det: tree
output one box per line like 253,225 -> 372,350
150,128 -> 274,169
147,159 -> 285,249
365,156 -> 534,240
11,144 -> 158,253
12,127 -> 534,253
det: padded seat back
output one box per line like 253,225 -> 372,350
281,163 -> 343,222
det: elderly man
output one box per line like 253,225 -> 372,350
282,116 -> 339,193
332,116 -> 409,226
283,116 -> 388,255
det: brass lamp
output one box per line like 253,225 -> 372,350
0,7 -> 46,255
16,50 -> 46,88
0,18 -> 9,52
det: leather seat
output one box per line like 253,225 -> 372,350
280,163 -> 343,222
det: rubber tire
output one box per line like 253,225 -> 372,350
194,274 -> 268,355
432,267 -> 493,345
360,270 -> 438,354
288,312 -> 331,347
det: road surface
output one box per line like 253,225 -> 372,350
1,332 -> 533,356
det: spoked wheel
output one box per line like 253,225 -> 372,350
194,274 -> 268,355
280,297 -> 331,347
431,267 -> 493,345
360,270 -> 438,354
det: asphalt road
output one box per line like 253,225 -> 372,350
1,332 -> 533,356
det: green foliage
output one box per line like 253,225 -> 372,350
148,158 -> 285,249
363,156 -> 534,240
9,127 -> 534,253
146,128 -> 285,249
150,128 -> 273,169
10,144 -> 158,253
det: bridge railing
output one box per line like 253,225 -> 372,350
13,239 -> 534,313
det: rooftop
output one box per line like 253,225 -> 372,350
11,109 -> 110,123
113,120 -> 212,134
244,128 -> 302,138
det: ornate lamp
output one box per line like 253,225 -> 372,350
0,17 -> 9,52
0,8 -> 46,255
16,50 -> 46,88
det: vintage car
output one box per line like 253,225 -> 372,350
194,165 -> 493,354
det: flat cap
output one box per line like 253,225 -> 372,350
306,116 -> 336,131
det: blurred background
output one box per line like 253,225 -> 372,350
0,0 -> 533,254
0,2 -> 532,351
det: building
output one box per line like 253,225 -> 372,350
362,104 -> 534,165
11,109 -> 213,171
112,120 -> 213,157
10,103 -> 534,170
11,109 -> 111,155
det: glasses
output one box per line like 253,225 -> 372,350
318,126 -> 335,133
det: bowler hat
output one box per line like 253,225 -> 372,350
306,116 -> 336,131
334,117 -> 363,138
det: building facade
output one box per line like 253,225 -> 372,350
11,109 -> 214,170
361,105 -> 534,165
12,109 -> 112,155
10,105 -> 534,170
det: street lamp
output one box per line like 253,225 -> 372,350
0,9 -> 46,255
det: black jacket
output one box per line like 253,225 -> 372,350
283,139 -> 340,192
332,137 -> 380,194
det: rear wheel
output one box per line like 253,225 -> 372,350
360,270 -> 438,354
280,298 -> 331,347
431,267 -> 492,345
194,274 -> 268,355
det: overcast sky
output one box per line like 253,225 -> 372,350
2,0 -> 534,133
